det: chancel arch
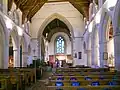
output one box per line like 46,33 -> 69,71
39,15 -> 73,66
37,13 -> 74,65
37,13 -> 74,39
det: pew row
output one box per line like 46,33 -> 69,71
46,85 -> 120,90
56,68 -> 110,72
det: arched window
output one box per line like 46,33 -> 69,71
55,36 -> 65,54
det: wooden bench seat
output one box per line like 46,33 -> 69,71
0,68 -> 36,90
50,75 -> 120,80
48,79 -> 120,86
46,85 -> 120,90
54,72 -> 117,76
56,68 -> 109,72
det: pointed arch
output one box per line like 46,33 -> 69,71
9,26 -> 19,50
113,0 -> 120,32
112,0 -> 120,71
91,24 -> 100,66
0,15 -> 9,68
99,11 -> 113,42
37,13 -> 74,60
37,13 -> 74,39
9,26 -> 20,67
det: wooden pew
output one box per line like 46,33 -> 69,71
0,68 -> 36,90
53,72 -> 117,76
47,67 -> 120,90
19,68 -> 35,85
56,68 -> 110,72
46,85 -> 120,90
50,75 -> 120,81
0,77 -> 10,90
48,79 -> 120,86
0,69 -> 20,90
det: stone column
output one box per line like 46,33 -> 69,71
0,44 -> 3,68
114,32 -> 120,71
22,52 -> 28,67
91,45 -> 99,66
99,42 -> 104,67
31,38 -> 39,59
87,50 -> 91,66
103,42 -> 108,65
38,39 -> 41,59
99,41 -> 108,66
13,48 -> 20,67
4,40 -> 9,69
99,23 -> 108,67
91,33 -> 99,66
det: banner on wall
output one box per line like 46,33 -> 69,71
49,55 -> 54,63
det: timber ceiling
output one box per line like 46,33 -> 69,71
43,18 -> 71,42
8,0 -> 95,24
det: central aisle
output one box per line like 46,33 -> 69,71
30,71 -> 52,90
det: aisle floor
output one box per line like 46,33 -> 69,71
26,71 -> 52,90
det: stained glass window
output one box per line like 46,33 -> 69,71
56,36 -> 65,54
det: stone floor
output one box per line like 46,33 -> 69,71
26,71 -> 52,90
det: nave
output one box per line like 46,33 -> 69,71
0,0 -> 120,90
28,66 -> 120,90
0,65 -> 120,90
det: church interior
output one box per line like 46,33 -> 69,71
0,0 -> 120,90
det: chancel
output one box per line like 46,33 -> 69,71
0,0 -> 120,90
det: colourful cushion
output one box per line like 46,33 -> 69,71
85,77 -> 92,80
71,82 -> 80,86
57,77 -> 64,80
55,82 -> 64,86
91,81 -> 100,86
70,77 -> 77,80
108,81 -> 118,86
